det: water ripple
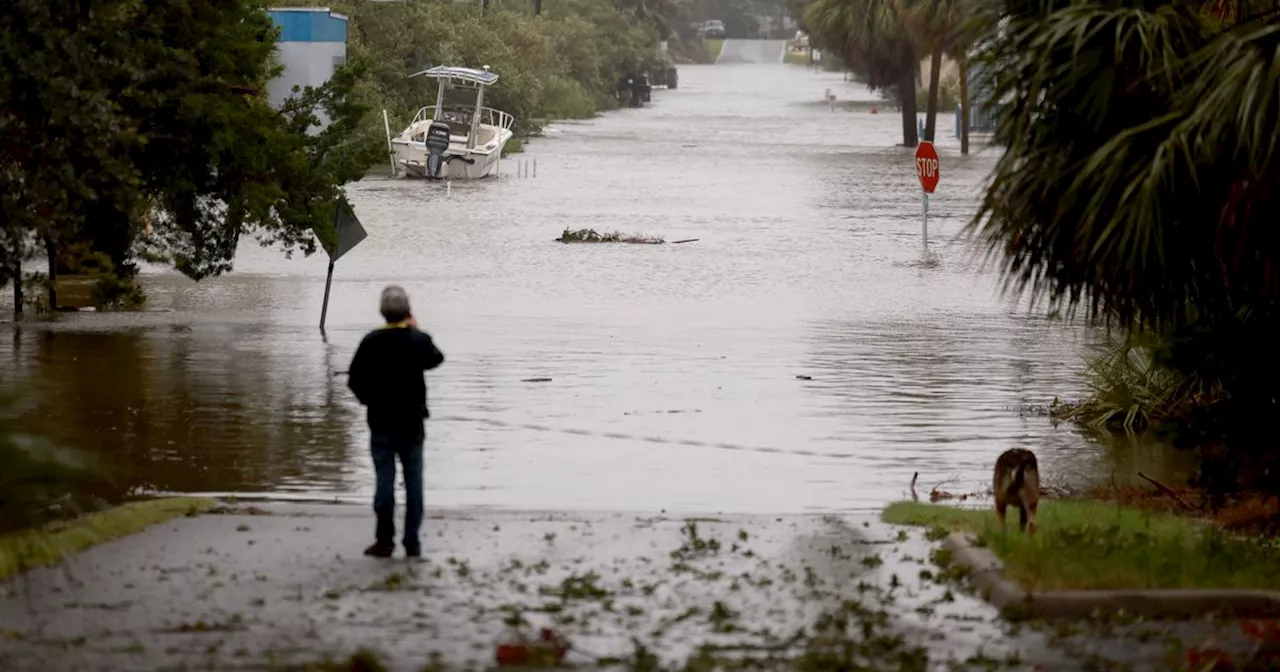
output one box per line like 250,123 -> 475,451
0,65 -> 1124,514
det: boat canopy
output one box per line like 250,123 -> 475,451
408,65 -> 500,87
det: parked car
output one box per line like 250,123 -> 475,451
700,20 -> 726,38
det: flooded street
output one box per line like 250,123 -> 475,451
0,63 -> 1169,514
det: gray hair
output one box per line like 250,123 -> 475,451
379,285 -> 411,323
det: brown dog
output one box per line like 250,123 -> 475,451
993,448 -> 1040,534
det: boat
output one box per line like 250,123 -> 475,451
384,65 -> 515,180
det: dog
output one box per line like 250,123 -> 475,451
993,448 -> 1040,534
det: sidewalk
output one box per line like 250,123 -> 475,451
0,502 -> 1224,670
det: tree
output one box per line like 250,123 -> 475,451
0,0 -> 383,317
898,0 -> 985,149
621,0 -> 686,39
0,1 -> 150,316
106,1 -> 383,280
968,0 -> 1280,490
804,0 -> 921,146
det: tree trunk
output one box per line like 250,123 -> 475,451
898,69 -> 919,147
958,51 -> 970,155
44,234 -> 58,311
12,257 -> 22,322
925,47 -> 942,143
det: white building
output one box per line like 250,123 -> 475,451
266,7 -> 349,120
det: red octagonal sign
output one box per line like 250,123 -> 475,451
915,141 -> 940,194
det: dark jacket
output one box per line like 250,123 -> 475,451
347,324 -> 445,438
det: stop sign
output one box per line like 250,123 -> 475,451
915,141 -> 940,194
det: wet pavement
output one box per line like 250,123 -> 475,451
0,503 -> 1242,671
715,40 -> 787,65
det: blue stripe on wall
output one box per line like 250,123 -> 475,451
268,9 -> 348,43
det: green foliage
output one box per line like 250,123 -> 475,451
916,82 -> 957,111
682,0 -> 766,39
90,275 -> 147,311
1051,330 -> 1225,433
797,0 -> 987,145
968,0 -> 1280,332
967,0 -> 1280,488
57,243 -> 115,277
883,500 -> 1280,591
704,37 -> 727,61
898,0 -> 983,142
329,0 -> 664,139
0,0 -> 385,296
538,76 -> 599,120
802,0 -> 921,145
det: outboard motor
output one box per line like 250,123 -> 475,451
424,121 -> 453,179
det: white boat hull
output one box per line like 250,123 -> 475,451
391,132 -> 513,180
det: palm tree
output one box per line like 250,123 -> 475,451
804,0 -> 920,146
621,0 -> 682,39
897,0 -> 986,151
967,0 -> 1280,431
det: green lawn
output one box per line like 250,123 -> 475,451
883,500 -> 1280,592
704,38 -> 724,63
0,497 -> 216,581
783,43 -> 810,66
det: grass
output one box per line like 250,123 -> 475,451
0,497 -> 216,581
704,38 -> 724,62
882,500 -> 1280,592
556,228 -> 664,244
784,42 -> 811,66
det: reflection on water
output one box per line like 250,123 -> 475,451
5,328 -> 359,495
0,65 -> 1178,513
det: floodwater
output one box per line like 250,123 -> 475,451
0,64 -> 1193,513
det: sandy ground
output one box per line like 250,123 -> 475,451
0,503 -> 1248,671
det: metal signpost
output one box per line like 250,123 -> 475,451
317,200 -> 368,333
914,140 -> 940,250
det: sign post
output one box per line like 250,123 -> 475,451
316,200 -> 368,333
914,141 -> 940,250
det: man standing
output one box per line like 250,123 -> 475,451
347,285 -> 445,558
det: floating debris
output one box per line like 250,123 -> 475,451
556,228 -> 664,244
521,377 -> 553,383
496,627 -> 570,667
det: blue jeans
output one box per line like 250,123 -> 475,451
371,432 -> 424,552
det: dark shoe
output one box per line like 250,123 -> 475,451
363,543 -> 395,558
404,544 -> 421,558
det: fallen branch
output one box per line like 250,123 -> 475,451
929,474 -> 969,502
1138,472 -> 1196,511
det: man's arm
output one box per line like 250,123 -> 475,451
347,337 -> 372,405
414,331 -> 445,371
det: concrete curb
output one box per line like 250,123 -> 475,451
941,532 -> 1280,620
941,532 -> 1029,612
